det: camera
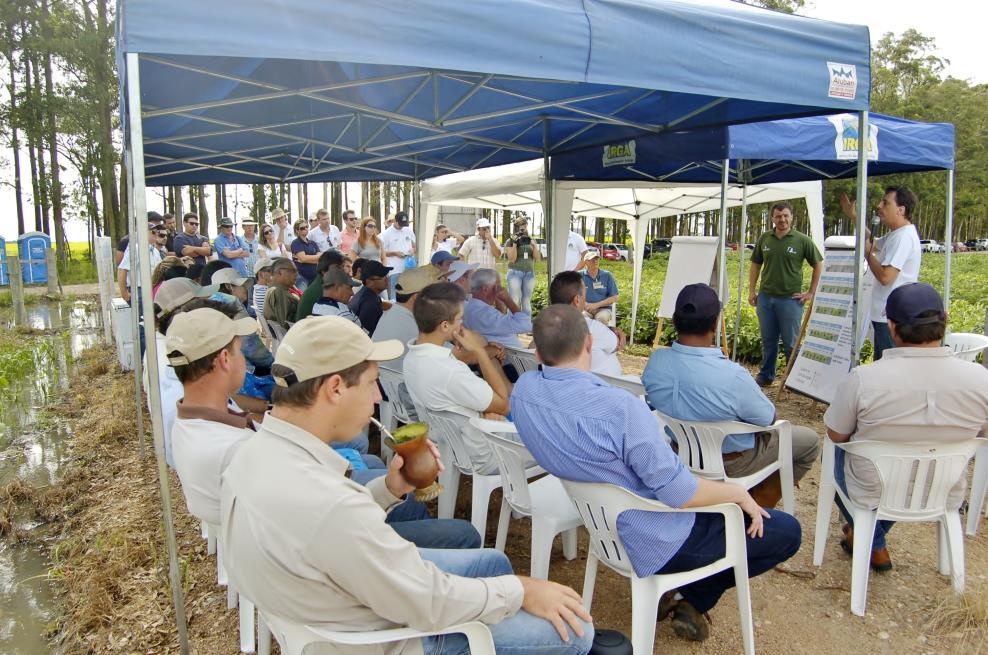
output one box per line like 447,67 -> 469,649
514,234 -> 532,247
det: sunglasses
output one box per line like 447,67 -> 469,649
187,221 -> 199,226
262,229 -> 273,234
366,224 -> 377,228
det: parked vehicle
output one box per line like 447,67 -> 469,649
598,243 -> 629,261
954,242 -> 968,252
536,237 -> 547,258
964,239 -> 979,250
977,238 -> 988,251
651,238 -> 673,253
920,239 -> 946,253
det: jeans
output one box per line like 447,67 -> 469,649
337,430 -> 370,454
755,292 -> 804,382
871,321 -> 894,361
419,549 -> 594,655
833,448 -> 894,549
657,509 -> 801,613
506,269 -> 536,315
295,275 -> 309,291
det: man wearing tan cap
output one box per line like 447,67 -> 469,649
311,268 -> 362,323
221,316 -> 593,654
270,208 -> 293,249
167,307 -> 259,528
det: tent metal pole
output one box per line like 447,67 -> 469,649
124,148 -> 146,459
542,119 -> 552,287
732,183 -> 749,360
943,168 -> 955,311
850,111 -> 870,368
715,159 -> 729,348
125,52 -> 191,655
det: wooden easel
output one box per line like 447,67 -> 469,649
775,297 -> 815,402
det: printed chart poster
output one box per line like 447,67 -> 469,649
785,239 -> 874,404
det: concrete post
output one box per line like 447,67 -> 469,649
45,247 -> 60,295
9,252 -> 27,327
95,237 -> 114,344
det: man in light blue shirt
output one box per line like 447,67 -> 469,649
463,268 -> 532,348
512,304 -> 800,643
643,283 -> 820,509
214,217 -> 251,277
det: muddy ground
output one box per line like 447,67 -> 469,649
25,346 -> 988,654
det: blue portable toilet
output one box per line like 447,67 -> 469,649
18,231 -> 50,284
0,237 -> 7,286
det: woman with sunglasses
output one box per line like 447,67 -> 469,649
258,223 -> 289,259
351,216 -> 384,263
290,218 -> 321,290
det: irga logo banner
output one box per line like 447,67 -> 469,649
827,114 -> 878,161
602,140 -> 636,167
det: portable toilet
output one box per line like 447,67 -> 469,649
0,236 -> 7,286
17,231 -> 50,284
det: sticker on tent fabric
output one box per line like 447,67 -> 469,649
826,62 -> 857,100
828,114 -> 878,161
602,140 -> 636,167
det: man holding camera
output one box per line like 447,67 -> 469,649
459,217 -> 502,269
505,216 -> 541,314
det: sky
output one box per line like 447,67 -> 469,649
0,0 -> 982,243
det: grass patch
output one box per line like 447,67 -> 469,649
927,587 -> 988,651
5,241 -> 97,286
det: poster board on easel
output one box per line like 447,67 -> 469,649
656,236 -> 723,318
784,236 -> 874,404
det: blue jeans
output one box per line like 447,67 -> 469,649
657,509 -> 801,613
756,292 -> 804,382
506,269 -> 536,315
833,448 -> 894,549
871,321 -> 894,361
337,430 -> 370,454
419,549 -> 593,655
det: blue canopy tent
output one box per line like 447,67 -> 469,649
551,113 -> 955,359
116,1 -> 871,650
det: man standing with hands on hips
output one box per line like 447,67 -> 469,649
748,201 -> 823,387
840,186 -> 922,360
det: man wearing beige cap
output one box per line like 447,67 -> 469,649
458,216 -> 501,269
251,257 -> 274,315
167,307 -> 259,528
374,266 -> 449,368
311,268 -> 362,324
221,316 -> 593,654
271,208 -> 294,249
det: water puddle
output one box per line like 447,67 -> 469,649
0,299 -> 103,654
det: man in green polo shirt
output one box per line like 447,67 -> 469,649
747,201 -> 823,386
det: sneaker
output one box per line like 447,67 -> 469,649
669,600 -> 710,642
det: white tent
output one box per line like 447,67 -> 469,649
419,159 -> 824,344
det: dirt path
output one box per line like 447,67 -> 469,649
27,346 -> 988,654
23,282 -> 99,296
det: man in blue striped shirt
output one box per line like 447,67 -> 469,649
511,305 -> 801,643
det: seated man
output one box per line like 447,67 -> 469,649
549,271 -> 625,377
263,257 -> 300,330
580,251 -> 619,324
311,267 -> 362,323
463,268 -> 532,349
643,284 -> 820,508
404,283 -> 512,475
296,249 -> 347,320
824,283 -> 988,571
431,249 -> 459,274
512,304 -> 801,642
220,316 -> 593,653
350,260 -> 393,335
251,257 -> 274,315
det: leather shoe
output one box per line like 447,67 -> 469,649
754,376 -> 772,387
657,591 -> 677,621
839,524 -> 893,572
669,600 -> 711,642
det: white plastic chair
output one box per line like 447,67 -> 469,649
471,417 -> 582,579
944,332 -> 988,362
262,611 -> 494,655
503,345 -> 539,375
562,480 -> 755,655
596,372 -> 645,397
966,443 -> 988,535
378,367 -> 417,461
654,411 -> 795,514
211,523 -> 260,653
426,409 -> 543,546
812,438 -> 981,616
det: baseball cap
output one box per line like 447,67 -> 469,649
271,257 -> 296,272
394,211 -> 409,226
212,267 -> 248,287
153,278 -> 213,315
885,282 -> 945,326
359,260 -> 393,281
273,316 -> 403,386
253,258 -> 274,275
165,307 -> 257,366
396,265 -> 449,295
147,210 -> 163,224
447,260 -> 479,282
475,217 -> 492,229
218,217 -> 234,228
430,250 -> 458,267
582,250 -> 600,261
323,267 -> 360,288
674,283 -> 721,319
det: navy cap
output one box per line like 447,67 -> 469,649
147,210 -> 163,223
431,250 -> 458,267
674,283 -> 721,319
359,259 -> 393,281
885,282 -> 945,326
394,211 -> 409,226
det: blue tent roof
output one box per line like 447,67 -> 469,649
117,0 -> 871,186
551,113 -> 955,183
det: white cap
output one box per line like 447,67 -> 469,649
447,260 -> 479,282
212,267 -> 248,287
475,218 -> 492,229
583,250 -> 601,261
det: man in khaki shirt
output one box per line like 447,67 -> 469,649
824,283 -> 988,572
220,316 -> 593,655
